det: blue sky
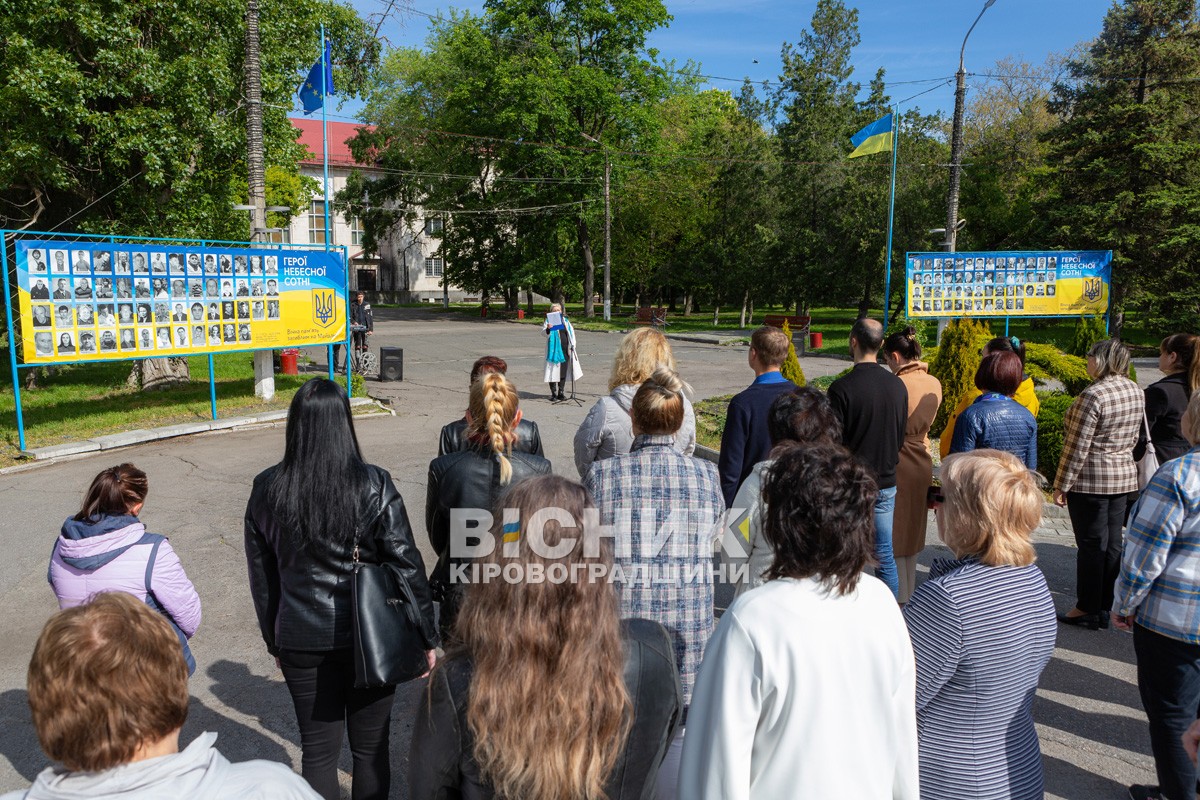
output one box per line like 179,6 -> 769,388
321,0 -> 1111,120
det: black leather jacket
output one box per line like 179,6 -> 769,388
245,463 -> 438,655
426,445 -> 552,633
438,418 -> 544,458
408,618 -> 682,800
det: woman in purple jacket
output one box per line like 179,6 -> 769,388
48,463 -> 202,673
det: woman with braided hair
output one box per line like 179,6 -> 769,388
426,372 -> 552,637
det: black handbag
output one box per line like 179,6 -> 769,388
350,541 -> 429,688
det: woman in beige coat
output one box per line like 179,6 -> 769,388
884,326 -> 943,604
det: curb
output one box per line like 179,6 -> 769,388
2,397 -> 393,472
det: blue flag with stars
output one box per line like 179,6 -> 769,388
299,40 -> 334,115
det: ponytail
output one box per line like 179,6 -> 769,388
75,463 -> 148,521
469,372 -> 519,485
1161,333 -> 1200,395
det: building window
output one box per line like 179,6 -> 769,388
424,256 -> 443,278
308,200 -> 327,245
424,216 -> 444,235
266,227 -> 291,245
350,216 -> 365,246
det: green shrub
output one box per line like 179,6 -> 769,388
780,320 -> 806,387
1035,391 -> 1076,487
929,318 -> 991,437
811,367 -> 852,392
1024,343 -> 1091,396
1068,315 -> 1107,357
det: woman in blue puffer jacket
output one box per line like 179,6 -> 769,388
950,351 -> 1039,471
48,463 -> 202,673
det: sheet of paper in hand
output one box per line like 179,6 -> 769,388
545,311 -> 563,329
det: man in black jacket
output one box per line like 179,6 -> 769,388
334,291 -> 373,374
827,317 -> 907,599
438,355 -> 544,456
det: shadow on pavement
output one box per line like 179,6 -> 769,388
0,690 -> 42,782
1043,753 -> 1130,799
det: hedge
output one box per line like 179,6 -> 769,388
1024,344 -> 1091,396
1035,390 -> 1076,487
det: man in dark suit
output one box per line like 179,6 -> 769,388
53,279 -> 71,300
718,326 -> 797,507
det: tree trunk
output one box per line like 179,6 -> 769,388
130,358 -> 190,391
577,217 -> 596,318
682,291 -> 692,317
739,289 -> 749,329
504,286 -> 518,311
712,300 -> 720,327
748,297 -> 755,326
525,287 -> 534,314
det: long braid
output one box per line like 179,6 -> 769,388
471,373 -> 516,484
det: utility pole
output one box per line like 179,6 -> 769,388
245,0 -> 274,400
602,151 -> 611,322
944,0 -> 995,255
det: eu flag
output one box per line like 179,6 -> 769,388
298,40 -> 334,115
848,113 -> 893,159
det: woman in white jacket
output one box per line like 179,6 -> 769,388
680,444 -> 918,800
574,327 -> 696,477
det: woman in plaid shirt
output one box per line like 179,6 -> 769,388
1113,391 -> 1200,800
1053,338 -> 1144,630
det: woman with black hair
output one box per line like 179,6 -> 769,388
245,378 -> 439,800
680,444 -> 918,798
940,335 -> 1040,460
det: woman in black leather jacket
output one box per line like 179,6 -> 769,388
409,475 -> 682,800
426,372 -> 552,636
245,378 -> 438,800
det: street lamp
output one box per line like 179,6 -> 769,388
944,0 -> 996,253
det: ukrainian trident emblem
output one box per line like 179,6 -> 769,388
313,290 -> 337,328
1083,277 -> 1103,303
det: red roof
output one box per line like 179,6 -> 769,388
291,117 -> 375,167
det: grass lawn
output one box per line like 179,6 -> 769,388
0,354 -> 328,468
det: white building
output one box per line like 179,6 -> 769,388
289,117 -> 466,302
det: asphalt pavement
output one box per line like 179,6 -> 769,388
0,307 -> 1166,798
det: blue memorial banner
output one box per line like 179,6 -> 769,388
904,250 -> 1111,318
13,240 -> 346,364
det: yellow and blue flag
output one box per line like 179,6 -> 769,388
298,40 -> 335,115
848,113 -> 893,159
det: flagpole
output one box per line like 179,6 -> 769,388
320,24 -> 331,253
882,109 -> 899,327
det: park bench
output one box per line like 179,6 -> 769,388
631,306 -> 668,328
761,314 -> 811,337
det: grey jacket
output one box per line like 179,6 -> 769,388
2,732 -> 319,800
573,383 -> 697,477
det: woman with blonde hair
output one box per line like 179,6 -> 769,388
574,326 -> 696,477
427,372 -> 552,635
409,475 -> 682,800
904,449 -> 1056,800
1054,337 -> 1144,629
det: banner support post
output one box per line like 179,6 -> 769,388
2,233 -> 27,451
882,109 -> 899,328
208,354 -> 218,421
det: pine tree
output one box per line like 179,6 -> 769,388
780,320 -> 807,387
1041,0 -> 1200,334
929,317 -> 991,437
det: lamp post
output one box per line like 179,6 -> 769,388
944,0 -> 996,253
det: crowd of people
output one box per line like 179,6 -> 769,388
6,323 -> 1200,800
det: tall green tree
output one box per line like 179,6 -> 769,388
349,0 -> 674,314
0,0 -> 377,237
1040,0 -> 1200,333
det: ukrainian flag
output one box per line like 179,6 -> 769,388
848,113 -> 893,159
